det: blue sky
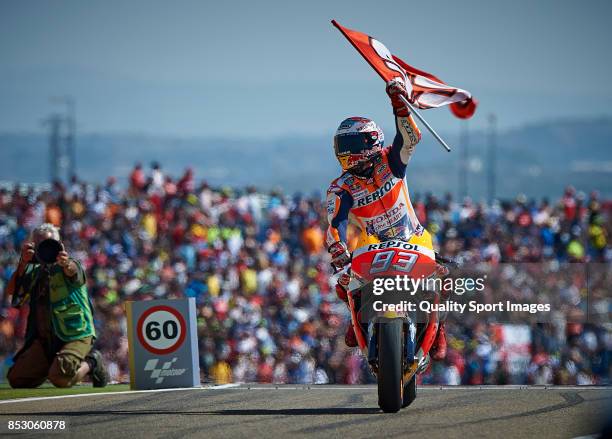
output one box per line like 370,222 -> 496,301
1,0 -> 611,138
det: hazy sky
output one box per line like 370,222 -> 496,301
1,0 -> 611,138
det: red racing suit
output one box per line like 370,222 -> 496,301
326,114 -> 422,250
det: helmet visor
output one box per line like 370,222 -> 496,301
334,132 -> 379,156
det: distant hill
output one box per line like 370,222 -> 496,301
1,117 -> 611,199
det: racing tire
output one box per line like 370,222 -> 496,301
377,319 -> 403,413
402,375 -> 416,408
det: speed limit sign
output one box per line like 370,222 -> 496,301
126,299 -> 200,390
137,305 -> 186,355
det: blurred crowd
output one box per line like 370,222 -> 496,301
0,163 -> 610,385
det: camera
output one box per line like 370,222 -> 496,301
35,238 -> 63,264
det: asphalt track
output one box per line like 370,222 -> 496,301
0,385 -> 611,438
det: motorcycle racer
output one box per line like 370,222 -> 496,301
326,79 -> 446,359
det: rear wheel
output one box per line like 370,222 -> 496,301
402,375 -> 416,408
377,319 -> 403,413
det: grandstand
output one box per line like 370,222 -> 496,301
0,164 -> 610,385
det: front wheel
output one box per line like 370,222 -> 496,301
377,319 -> 403,413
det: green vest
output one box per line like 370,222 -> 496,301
16,261 -> 96,342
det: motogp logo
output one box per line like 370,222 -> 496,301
356,179 -> 396,207
143,357 -> 187,384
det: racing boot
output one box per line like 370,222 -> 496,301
430,323 -> 447,361
345,324 -> 358,348
431,263 -> 451,361
335,273 -> 357,347
86,349 -> 109,387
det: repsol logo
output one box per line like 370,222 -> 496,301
367,241 -> 419,252
356,180 -> 395,206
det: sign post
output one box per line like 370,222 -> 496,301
126,298 -> 200,390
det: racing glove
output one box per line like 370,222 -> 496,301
386,78 -> 411,117
328,241 -> 351,270
335,272 -> 351,302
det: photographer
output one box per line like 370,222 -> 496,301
4,223 -> 108,388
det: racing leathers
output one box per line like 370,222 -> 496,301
326,113 -> 422,252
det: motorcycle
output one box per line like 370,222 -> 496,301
340,234 -> 452,413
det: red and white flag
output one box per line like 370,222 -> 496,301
332,20 -> 477,119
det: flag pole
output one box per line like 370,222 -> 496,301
399,95 -> 452,152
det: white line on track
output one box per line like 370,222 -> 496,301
209,384 -> 241,389
0,384 -> 240,405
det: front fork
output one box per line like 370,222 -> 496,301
366,316 -> 416,373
